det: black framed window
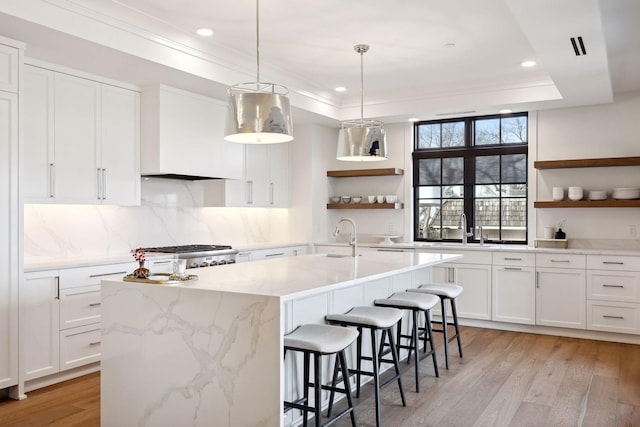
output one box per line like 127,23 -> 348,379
413,113 -> 528,243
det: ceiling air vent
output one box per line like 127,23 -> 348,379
570,36 -> 587,56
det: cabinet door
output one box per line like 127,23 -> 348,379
22,272 -> 60,381
101,85 -> 140,205
269,143 -> 289,207
0,91 -> 18,389
60,285 -> 101,330
54,73 -> 100,203
492,266 -> 536,324
454,264 -> 492,320
23,66 -> 55,203
246,144 -> 270,206
0,43 -> 18,93
536,268 -> 586,329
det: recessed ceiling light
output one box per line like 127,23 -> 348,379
335,86 -> 346,92
521,60 -> 536,68
499,109 -> 512,114
196,28 -> 214,37
408,117 -> 419,122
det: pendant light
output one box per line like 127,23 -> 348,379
336,44 -> 387,161
224,0 -> 293,144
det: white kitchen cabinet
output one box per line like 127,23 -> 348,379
0,72 -> 19,391
586,254 -> 640,334
207,143 -> 289,207
492,252 -> 536,325
0,40 -> 19,93
22,262 -> 136,386
140,84 -> 243,180
421,250 -> 492,320
23,64 -> 140,205
535,254 -> 586,329
22,271 -> 60,381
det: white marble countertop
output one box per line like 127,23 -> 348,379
315,241 -> 640,256
104,251 -> 463,301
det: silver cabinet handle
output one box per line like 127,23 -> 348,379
504,267 -> 522,271
102,168 -> 107,200
55,277 -> 60,300
603,315 -> 624,319
377,248 -> 405,252
89,271 -> 127,278
89,341 -> 101,346
550,259 -> 570,263
89,302 -> 101,307
603,284 -> 624,288
504,257 -> 522,261
535,271 -> 539,288
49,163 -> 55,198
450,266 -> 455,283
603,261 -> 624,265
151,260 -> 172,265
265,252 -> 285,257
246,181 -> 254,204
97,168 -> 102,200
269,182 -> 274,205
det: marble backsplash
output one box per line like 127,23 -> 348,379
24,179 -> 291,261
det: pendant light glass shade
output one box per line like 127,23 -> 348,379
337,44 -> 387,161
224,0 -> 293,144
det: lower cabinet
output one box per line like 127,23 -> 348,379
535,253 -> 586,329
492,252 -> 536,325
22,262 -> 135,386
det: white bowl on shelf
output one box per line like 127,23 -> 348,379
330,196 -> 340,204
352,196 -> 362,203
385,195 -> 397,203
587,190 -> 607,200
612,187 -> 640,200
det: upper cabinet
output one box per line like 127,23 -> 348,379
0,41 -> 19,93
140,85 -> 243,180
23,64 -> 140,205
534,156 -> 640,208
206,143 -> 289,207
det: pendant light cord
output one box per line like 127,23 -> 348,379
256,0 -> 260,84
360,49 -> 364,122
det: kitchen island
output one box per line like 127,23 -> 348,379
100,251 -> 461,427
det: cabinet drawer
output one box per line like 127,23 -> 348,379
60,285 -> 101,329
59,324 -> 101,370
587,255 -> 640,271
147,258 -> 174,273
492,251 -> 535,267
587,301 -> 639,334
587,271 -> 640,302
59,262 -> 134,289
536,253 -> 586,269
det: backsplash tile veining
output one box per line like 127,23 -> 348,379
24,179 -> 290,261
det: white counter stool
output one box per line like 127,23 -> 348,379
284,324 -> 359,427
408,284 -> 463,369
325,306 -> 406,427
374,292 -> 439,393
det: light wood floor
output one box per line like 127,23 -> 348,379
0,327 -> 639,426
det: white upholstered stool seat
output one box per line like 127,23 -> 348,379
326,306 -> 403,329
411,283 -> 463,299
374,291 -> 439,311
284,324 -> 359,355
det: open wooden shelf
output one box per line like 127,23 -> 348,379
534,200 -> 640,208
534,156 -> 640,169
327,168 -> 404,177
327,203 -> 403,210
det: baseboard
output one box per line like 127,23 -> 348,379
24,362 -> 100,393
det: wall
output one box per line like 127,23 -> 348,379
23,179 -> 290,261
534,90 -> 640,244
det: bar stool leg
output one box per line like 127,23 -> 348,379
303,353 -> 310,427
440,298 -> 450,369
326,355 -> 340,417
386,329 -> 407,407
356,327 -> 362,398
338,350 -> 357,427
451,298 -> 463,358
411,309 -> 421,392
424,309 -> 439,378
370,328 -> 382,427
314,354 -> 322,427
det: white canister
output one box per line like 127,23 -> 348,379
552,187 -> 564,201
543,227 -> 555,239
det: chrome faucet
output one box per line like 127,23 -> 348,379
334,217 -> 358,257
478,225 -> 485,246
459,213 -> 473,245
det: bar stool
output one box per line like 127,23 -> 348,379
325,306 -> 406,427
284,323 -> 359,427
408,284 -> 463,369
374,292 -> 439,392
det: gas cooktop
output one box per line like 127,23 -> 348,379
142,244 -> 233,254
